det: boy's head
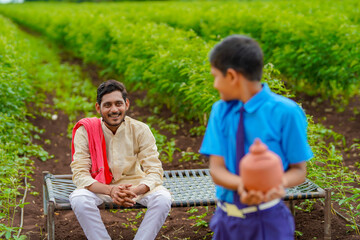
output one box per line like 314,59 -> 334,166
209,35 -> 263,81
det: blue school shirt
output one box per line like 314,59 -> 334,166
199,83 -> 313,203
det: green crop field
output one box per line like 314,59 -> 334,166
0,15 -> 99,239
0,0 -> 359,238
1,0 -> 359,104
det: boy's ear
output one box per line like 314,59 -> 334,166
226,68 -> 242,84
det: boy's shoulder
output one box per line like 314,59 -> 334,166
212,99 -> 240,117
212,99 -> 239,111
266,91 -> 306,120
269,91 -> 299,109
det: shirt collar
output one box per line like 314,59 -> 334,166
101,116 -> 127,135
233,83 -> 272,114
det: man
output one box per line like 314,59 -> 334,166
69,80 -> 172,240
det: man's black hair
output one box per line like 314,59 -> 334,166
97,80 -> 128,105
209,35 -> 263,81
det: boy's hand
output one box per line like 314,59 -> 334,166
238,178 -> 286,205
264,177 -> 287,202
264,184 -> 286,202
237,179 -> 264,205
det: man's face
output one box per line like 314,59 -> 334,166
96,91 -> 129,133
211,66 -> 236,101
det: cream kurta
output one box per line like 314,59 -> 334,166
70,116 -> 166,199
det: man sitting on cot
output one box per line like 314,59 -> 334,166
69,79 -> 171,240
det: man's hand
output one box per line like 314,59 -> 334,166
131,184 -> 150,196
110,184 -> 137,207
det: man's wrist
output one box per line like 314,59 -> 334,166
108,185 -> 115,197
134,184 -> 150,195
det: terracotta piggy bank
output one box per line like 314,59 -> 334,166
240,138 -> 283,193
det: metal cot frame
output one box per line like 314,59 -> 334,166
43,170 -> 331,240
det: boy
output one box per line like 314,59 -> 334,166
200,35 -> 313,239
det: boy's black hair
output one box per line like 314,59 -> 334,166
209,35 -> 263,81
97,80 -> 128,105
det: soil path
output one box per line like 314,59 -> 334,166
17,56 -> 360,239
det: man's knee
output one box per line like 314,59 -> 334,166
70,189 -> 101,212
148,190 -> 172,211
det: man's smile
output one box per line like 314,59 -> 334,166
109,113 -> 121,119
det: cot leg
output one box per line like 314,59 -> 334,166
324,188 -> 331,240
43,185 -> 48,215
43,171 -> 49,215
47,201 -> 55,240
289,199 -> 295,216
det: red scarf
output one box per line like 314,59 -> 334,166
71,117 -> 113,184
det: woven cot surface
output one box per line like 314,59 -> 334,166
44,169 -> 324,208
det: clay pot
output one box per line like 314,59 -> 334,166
240,138 -> 283,193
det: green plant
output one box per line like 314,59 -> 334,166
187,207 -> 209,233
135,209 -> 146,219
307,120 -> 360,234
29,191 -> 40,197
161,138 -> 180,163
146,116 -> 179,135
180,151 -> 200,162
294,199 -> 316,213
189,125 -> 206,137
126,217 -> 139,232
355,162 -> 360,169
121,222 -> 129,228
186,207 -> 199,214
295,230 -> 303,237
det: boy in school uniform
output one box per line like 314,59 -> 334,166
200,35 -> 313,239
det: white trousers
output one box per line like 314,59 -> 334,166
69,189 -> 172,240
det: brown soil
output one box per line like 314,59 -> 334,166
15,56 -> 360,239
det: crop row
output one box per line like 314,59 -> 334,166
0,3 -> 291,122
37,0 -> 360,99
0,14 -> 98,239
0,15 -> 49,239
99,0 -> 360,99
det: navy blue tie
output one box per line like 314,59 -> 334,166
234,106 -> 245,207
235,106 -> 245,175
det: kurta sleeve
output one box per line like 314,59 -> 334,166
70,126 -> 98,188
137,125 -> 163,191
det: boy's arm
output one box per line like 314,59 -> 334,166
264,161 -> 306,202
283,162 -> 307,188
209,155 -> 241,190
211,155 -> 265,205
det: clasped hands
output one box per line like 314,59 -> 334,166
109,184 -> 137,207
237,178 -> 286,205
